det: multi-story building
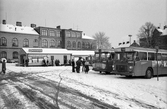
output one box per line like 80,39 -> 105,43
0,21 -> 39,62
0,20 -> 96,62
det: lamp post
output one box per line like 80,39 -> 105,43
155,46 -> 159,81
128,35 -> 132,45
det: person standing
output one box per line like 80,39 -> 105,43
71,59 -> 75,72
2,59 -> 6,74
85,57 -> 90,74
82,58 -> 86,72
76,57 -> 82,73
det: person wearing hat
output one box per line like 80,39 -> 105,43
1,58 -> 6,74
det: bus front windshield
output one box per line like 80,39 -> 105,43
114,52 -> 135,61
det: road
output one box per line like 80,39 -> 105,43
0,70 -> 119,109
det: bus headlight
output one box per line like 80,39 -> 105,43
112,65 -> 115,70
129,66 -> 133,70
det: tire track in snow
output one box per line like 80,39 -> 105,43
39,73 -> 159,109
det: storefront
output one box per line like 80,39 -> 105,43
69,50 -> 95,62
20,48 -> 72,66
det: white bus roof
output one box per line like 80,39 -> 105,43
114,47 -> 167,54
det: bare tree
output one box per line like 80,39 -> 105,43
137,22 -> 156,48
92,32 -> 112,50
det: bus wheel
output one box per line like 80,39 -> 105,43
145,68 -> 152,79
105,72 -> 110,74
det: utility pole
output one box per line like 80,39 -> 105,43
155,46 -> 159,81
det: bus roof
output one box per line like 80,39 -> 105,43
114,47 -> 167,54
95,49 -> 115,53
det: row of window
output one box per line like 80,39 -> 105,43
0,37 -> 61,48
41,30 -> 60,37
66,31 -> 81,38
0,37 -> 31,47
0,51 -> 18,59
136,52 -> 167,61
67,41 -> 94,49
42,39 -> 61,48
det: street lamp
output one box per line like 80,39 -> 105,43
128,35 -> 132,45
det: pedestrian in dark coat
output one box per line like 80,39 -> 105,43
76,57 -> 82,73
2,60 -> 6,74
71,59 -> 75,72
82,58 -> 86,72
85,57 -> 90,74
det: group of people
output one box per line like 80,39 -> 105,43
71,57 -> 90,74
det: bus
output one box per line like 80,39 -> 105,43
112,47 -> 167,78
92,49 -> 115,74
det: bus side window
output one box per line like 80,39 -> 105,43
162,54 -> 167,60
139,52 -> 147,60
148,53 -> 155,60
135,52 -> 140,61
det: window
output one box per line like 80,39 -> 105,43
57,40 -> 61,47
77,33 -> 80,38
0,37 -> 7,46
0,51 -> 7,59
162,54 -> 167,60
72,41 -> 76,48
13,51 -> 18,59
66,31 -> 70,37
82,42 -> 85,49
23,38 -> 29,47
67,41 -> 71,48
138,52 -> 147,60
12,38 -> 18,47
49,30 -> 55,36
86,42 -> 90,48
148,52 -> 155,60
33,39 -> 38,47
56,31 -> 60,37
157,53 -> 161,60
50,39 -> 56,47
42,39 -> 48,48
42,29 -> 47,36
77,42 -> 81,48
72,32 -> 76,37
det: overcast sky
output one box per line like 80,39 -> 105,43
0,0 -> 166,47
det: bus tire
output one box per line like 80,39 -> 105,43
145,68 -> 153,79
105,71 -> 110,74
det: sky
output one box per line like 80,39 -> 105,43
0,0 -> 166,47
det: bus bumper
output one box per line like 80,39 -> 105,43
112,71 -> 133,76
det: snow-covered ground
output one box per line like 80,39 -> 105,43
1,63 -> 167,109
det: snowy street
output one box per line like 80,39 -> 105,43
0,63 -> 167,109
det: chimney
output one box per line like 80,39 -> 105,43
2,20 -> 6,24
30,24 -> 36,28
16,21 -> 22,26
56,25 -> 61,29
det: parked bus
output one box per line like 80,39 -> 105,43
92,49 -> 115,74
112,47 -> 167,78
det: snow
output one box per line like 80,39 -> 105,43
2,63 -> 167,109
0,24 -> 38,35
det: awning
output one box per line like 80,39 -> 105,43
21,48 -> 72,55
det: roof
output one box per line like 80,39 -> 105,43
68,50 -> 95,56
21,48 -> 72,55
0,24 -> 38,35
82,34 -> 95,40
115,46 -> 167,53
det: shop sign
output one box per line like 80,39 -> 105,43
28,49 -> 43,52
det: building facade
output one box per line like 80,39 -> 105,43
0,20 -> 96,62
